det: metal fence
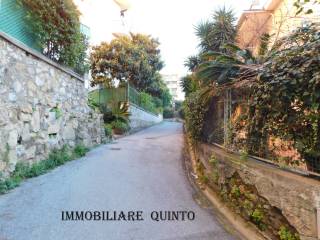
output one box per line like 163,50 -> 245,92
89,84 -> 159,115
0,0 -> 39,50
204,88 -> 320,177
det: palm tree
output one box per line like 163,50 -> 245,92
180,74 -> 199,97
197,43 -> 258,86
184,55 -> 201,72
195,7 -> 236,53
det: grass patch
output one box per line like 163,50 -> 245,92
0,144 -> 90,195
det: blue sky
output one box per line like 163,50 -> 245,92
75,0 -> 253,75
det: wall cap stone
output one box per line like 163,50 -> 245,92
130,102 -> 162,117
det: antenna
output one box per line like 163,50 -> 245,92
113,0 -> 131,17
112,0 -> 132,33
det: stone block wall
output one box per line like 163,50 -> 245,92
0,33 -> 105,174
129,104 -> 163,130
194,142 -> 320,240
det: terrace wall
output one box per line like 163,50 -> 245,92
0,33 -> 105,174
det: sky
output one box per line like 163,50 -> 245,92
74,0 -> 253,75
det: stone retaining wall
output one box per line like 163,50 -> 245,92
129,104 -> 163,130
194,142 -> 320,240
0,33 -> 105,174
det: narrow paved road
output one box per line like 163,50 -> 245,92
0,122 -> 236,240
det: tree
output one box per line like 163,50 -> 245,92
19,0 -> 88,74
90,33 -> 165,94
196,43 -> 258,86
180,75 -> 199,97
181,7 -> 237,93
184,55 -> 201,72
195,7 -> 236,53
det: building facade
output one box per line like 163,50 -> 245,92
162,74 -> 184,101
237,0 -> 320,55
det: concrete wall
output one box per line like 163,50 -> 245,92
194,142 -> 320,240
129,104 -> 162,130
0,33 -> 105,174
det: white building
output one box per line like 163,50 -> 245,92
162,74 -> 185,101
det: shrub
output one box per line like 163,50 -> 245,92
247,24 -> 320,172
250,208 -> 265,230
73,144 -> 89,158
12,162 -> 30,179
184,91 -> 209,140
19,0 -> 89,75
163,107 -> 174,118
239,149 -> 249,161
0,179 -> 8,194
278,226 -> 300,240
104,124 -> 113,137
140,92 -> 158,113
111,120 -> 130,134
231,185 -> 241,198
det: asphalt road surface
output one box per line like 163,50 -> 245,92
0,121 -> 237,240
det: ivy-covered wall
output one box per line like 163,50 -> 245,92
192,141 -> 320,240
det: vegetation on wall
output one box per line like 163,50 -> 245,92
0,145 -> 89,195
139,92 -> 159,114
193,151 -> 300,239
182,0 -> 320,173
184,91 -> 209,140
19,0 -> 89,75
247,24 -> 320,171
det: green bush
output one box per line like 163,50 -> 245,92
184,91 -> 209,140
19,0 -> 89,75
163,107 -> 174,118
231,185 -> 241,198
247,24 -> 320,171
111,120 -> 130,134
104,124 -> 113,137
250,208 -> 266,230
140,92 -> 158,113
73,144 -> 89,158
278,226 -> 300,240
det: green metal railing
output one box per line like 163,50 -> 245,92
0,0 -> 39,50
128,85 -> 141,106
0,0 -> 90,64
89,84 -> 160,115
